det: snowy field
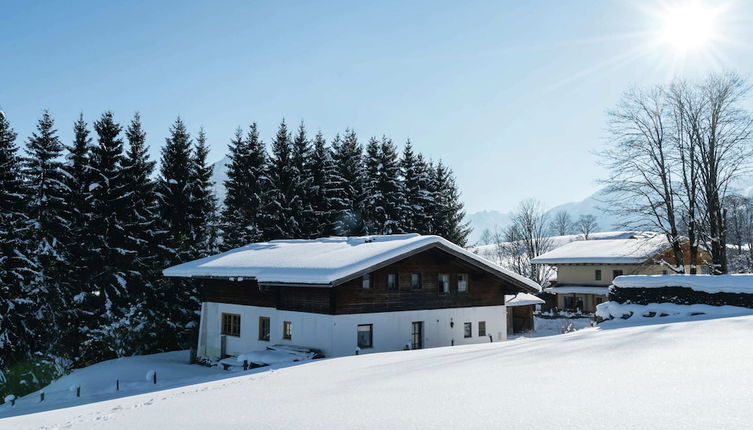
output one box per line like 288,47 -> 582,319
4,307 -> 753,429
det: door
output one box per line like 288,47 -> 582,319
411,321 -> 423,349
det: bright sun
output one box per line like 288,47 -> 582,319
660,2 -> 718,52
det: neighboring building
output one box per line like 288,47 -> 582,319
505,293 -> 545,334
163,234 -> 540,360
531,232 -> 710,313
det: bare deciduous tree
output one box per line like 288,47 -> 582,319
576,214 -> 599,239
501,199 -> 554,284
550,210 -> 573,236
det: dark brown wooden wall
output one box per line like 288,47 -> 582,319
333,248 -> 520,314
196,247 -> 523,315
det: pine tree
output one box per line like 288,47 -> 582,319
264,120 -> 300,240
22,110 -> 73,358
331,129 -> 365,236
221,125 -> 267,249
291,123 -> 315,238
431,161 -> 471,246
189,128 -> 217,257
306,132 -> 338,237
0,111 -> 32,369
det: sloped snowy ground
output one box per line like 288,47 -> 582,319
4,307 -> 753,429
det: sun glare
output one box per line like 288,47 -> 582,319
660,2 -> 718,52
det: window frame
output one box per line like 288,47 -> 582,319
478,321 -> 486,337
258,316 -> 270,341
387,273 -> 399,290
357,324 -> 373,349
362,273 -> 371,289
457,273 -> 468,293
410,272 -> 422,290
438,273 -> 450,294
221,313 -> 241,337
594,269 -> 602,281
282,320 -> 292,340
464,322 -> 472,338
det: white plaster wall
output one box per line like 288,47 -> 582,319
199,302 -> 508,360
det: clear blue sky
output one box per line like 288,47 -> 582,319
2,1 -> 752,213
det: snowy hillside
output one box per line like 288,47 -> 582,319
5,311 -> 753,429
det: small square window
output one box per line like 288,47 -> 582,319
438,274 -> 449,294
387,273 -> 398,290
283,321 -> 292,340
595,269 -> 602,281
362,273 -> 371,289
258,316 -> 270,341
357,324 -> 373,348
457,274 -> 468,292
410,273 -> 422,290
464,322 -> 472,338
478,321 -> 486,337
221,313 -> 241,337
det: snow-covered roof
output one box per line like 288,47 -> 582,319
531,232 -> 671,265
613,274 -> 753,294
543,285 -> 610,295
163,234 -> 540,292
505,293 -> 545,307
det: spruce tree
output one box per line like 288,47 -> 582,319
291,123 -> 315,238
0,111 -> 32,369
306,132 -> 338,237
85,111 -> 133,361
189,128 -> 217,257
431,161 -> 471,246
375,136 -> 405,234
402,144 -> 433,234
157,117 -> 194,264
361,137 -> 381,234
264,120 -> 299,239
221,124 -> 267,249
22,110 -> 73,358
331,129 -> 365,236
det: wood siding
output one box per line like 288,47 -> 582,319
197,246 -> 525,315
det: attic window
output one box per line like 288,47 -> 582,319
362,274 -> 372,289
411,273 -> 422,289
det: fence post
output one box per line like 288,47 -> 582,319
76,386 -> 81,397
243,360 -> 249,371
153,371 -> 157,385
40,392 -> 45,402
116,379 -> 119,391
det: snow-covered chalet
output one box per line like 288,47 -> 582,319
531,232 -> 711,313
163,234 -> 540,360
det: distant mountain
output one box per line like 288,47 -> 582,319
465,190 -> 621,246
210,156 -> 230,203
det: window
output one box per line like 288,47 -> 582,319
362,273 -> 371,289
478,321 -> 486,337
387,273 -> 398,290
283,321 -> 292,340
258,316 -> 270,341
457,274 -> 468,292
464,322 -> 472,338
411,321 -> 423,349
612,270 -> 623,280
357,324 -> 373,348
594,269 -> 602,281
410,273 -> 422,289
438,274 -> 449,294
221,313 -> 241,337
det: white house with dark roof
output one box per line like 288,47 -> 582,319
164,234 -> 540,360
531,232 -> 710,313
